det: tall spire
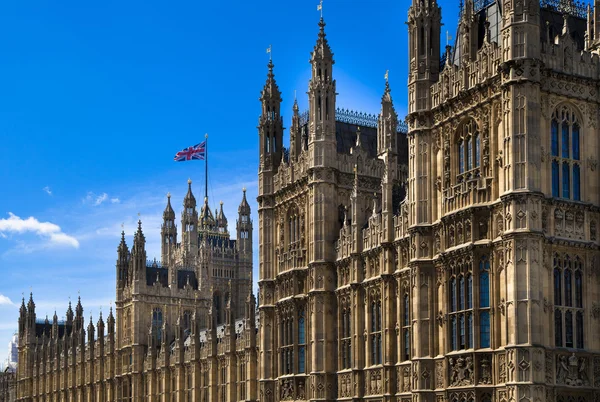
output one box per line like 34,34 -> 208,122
311,18 -> 334,63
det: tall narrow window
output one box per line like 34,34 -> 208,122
552,161 -> 560,197
555,309 -> 563,347
450,278 -> 457,312
565,311 -> 573,348
459,141 -> 465,174
564,268 -> 572,307
573,164 -> 581,201
575,269 -> 583,308
370,300 -> 382,365
466,274 -> 473,309
152,308 -> 163,344
480,311 -> 490,348
553,254 -> 585,348
450,316 -> 457,351
551,106 -> 581,200
474,134 -> 480,168
456,120 -> 480,180
562,162 -> 570,199
340,306 -> 351,369
551,120 -> 559,156
459,276 -> 465,311
576,312 -> 584,349
298,310 -> 306,373
402,294 -> 410,361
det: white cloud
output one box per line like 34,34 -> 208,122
42,186 -> 52,196
0,213 -> 79,249
0,295 -> 14,306
110,198 -> 120,204
83,192 -> 110,206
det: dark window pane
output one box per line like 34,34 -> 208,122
555,310 -> 563,347
554,268 -> 562,306
475,134 -> 480,167
562,122 -> 570,158
466,274 -> 473,309
480,311 -> 490,348
576,312 -> 584,349
459,314 -> 465,349
466,137 -> 472,171
565,311 -> 573,348
575,270 -> 583,308
562,162 -> 570,199
564,269 -> 572,307
459,141 -> 465,174
551,120 -> 559,156
459,276 -> 465,311
451,316 -> 457,351
552,161 -> 560,197
450,278 -> 456,312
573,164 -> 581,201
572,124 -> 580,160
480,271 -> 490,308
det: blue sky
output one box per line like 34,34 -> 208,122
0,0 -> 459,365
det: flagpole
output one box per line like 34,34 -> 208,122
205,133 -> 208,201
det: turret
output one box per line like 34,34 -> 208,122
407,0 -> 441,114
75,296 -> 84,332
117,231 -> 129,289
258,58 -> 283,173
289,97 -> 301,162
182,179 -> 199,250
161,193 -> 177,263
26,293 -> 36,332
216,201 -> 228,234
378,78 -> 398,243
66,301 -> 74,335
132,220 -> 146,274
87,314 -> 95,345
457,0 -> 478,65
18,297 -> 26,338
236,188 -> 252,255
307,17 -> 337,168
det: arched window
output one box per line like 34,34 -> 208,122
152,308 -> 163,344
551,106 -> 581,201
456,120 -> 481,181
554,254 -> 585,348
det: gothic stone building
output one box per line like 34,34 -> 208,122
16,185 -> 259,402
0,368 -> 16,402
258,1 -> 600,402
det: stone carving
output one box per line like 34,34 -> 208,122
545,351 -> 553,384
435,360 -> 444,389
591,221 -> 597,242
480,355 -> 492,384
556,354 -> 589,386
338,373 -> 351,398
369,369 -> 382,395
499,353 -> 507,383
280,378 -> 294,400
449,355 -> 473,387
402,365 -> 411,392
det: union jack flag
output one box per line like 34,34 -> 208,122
174,141 -> 206,162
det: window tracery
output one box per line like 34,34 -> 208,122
553,254 -> 584,349
340,297 -> 352,369
370,292 -> 382,365
551,106 -> 581,200
456,120 -> 481,182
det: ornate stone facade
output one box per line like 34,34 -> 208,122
16,187 -> 259,402
0,368 -> 16,402
257,0 -> 600,401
